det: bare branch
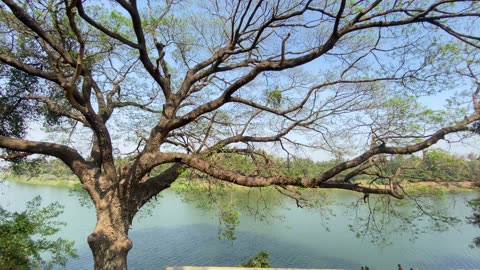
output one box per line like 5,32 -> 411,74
76,1 -> 139,49
2,0 -> 76,66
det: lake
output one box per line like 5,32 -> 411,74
1,181 -> 479,270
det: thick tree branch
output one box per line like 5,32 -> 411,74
0,135 -> 93,182
145,151 -> 402,198
27,95 -> 88,124
0,54 -> 60,83
141,109 -> 480,200
0,152 -> 31,160
76,1 -> 140,49
135,163 -> 183,208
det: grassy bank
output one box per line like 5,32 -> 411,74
401,181 -> 476,194
0,173 -> 81,188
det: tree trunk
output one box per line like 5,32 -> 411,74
87,201 -> 134,270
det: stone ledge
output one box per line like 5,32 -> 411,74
165,267 -> 342,270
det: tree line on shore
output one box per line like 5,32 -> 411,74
5,147 -> 480,184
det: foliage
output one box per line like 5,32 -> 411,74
266,88 -> 283,109
0,67 -> 38,138
467,195 -> 480,248
347,195 -> 460,246
240,251 -> 272,268
0,196 -> 78,270
422,149 -> 469,181
472,121 -> 480,135
217,202 -> 241,241
369,150 -> 480,183
9,157 -> 45,177
0,40 -> 69,140
8,157 -> 74,180
467,161 -> 480,249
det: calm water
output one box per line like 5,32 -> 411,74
1,181 -> 479,270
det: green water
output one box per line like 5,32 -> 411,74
1,181 -> 479,270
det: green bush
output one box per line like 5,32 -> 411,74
0,196 -> 77,270
240,251 -> 272,268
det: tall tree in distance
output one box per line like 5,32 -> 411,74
0,0 -> 479,269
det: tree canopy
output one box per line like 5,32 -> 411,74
0,0 -> 479,269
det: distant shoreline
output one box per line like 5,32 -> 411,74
0,174 -> 80,188
371,180 -> 477,194
1,173 -> 477,194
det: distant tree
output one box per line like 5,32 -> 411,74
466,153 -> 480,182
0,1 -> 479,269
8,157 -> 74,179
0,196 -> 77,270
421,149 -> 469,182
9,157 -> 45,178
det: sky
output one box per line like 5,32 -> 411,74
2,0 -> 480,166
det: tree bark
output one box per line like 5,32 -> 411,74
87,198 -> 134,270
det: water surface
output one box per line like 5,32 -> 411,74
1,181 -> 479,270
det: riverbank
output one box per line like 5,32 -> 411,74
0,173 -> 80,188
1,173 -> 477,194
404,180 -> 477,191
361,180 -> 477,194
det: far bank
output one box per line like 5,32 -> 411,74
1,173 -> 477,194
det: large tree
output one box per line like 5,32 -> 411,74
0,0 -> 479,269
